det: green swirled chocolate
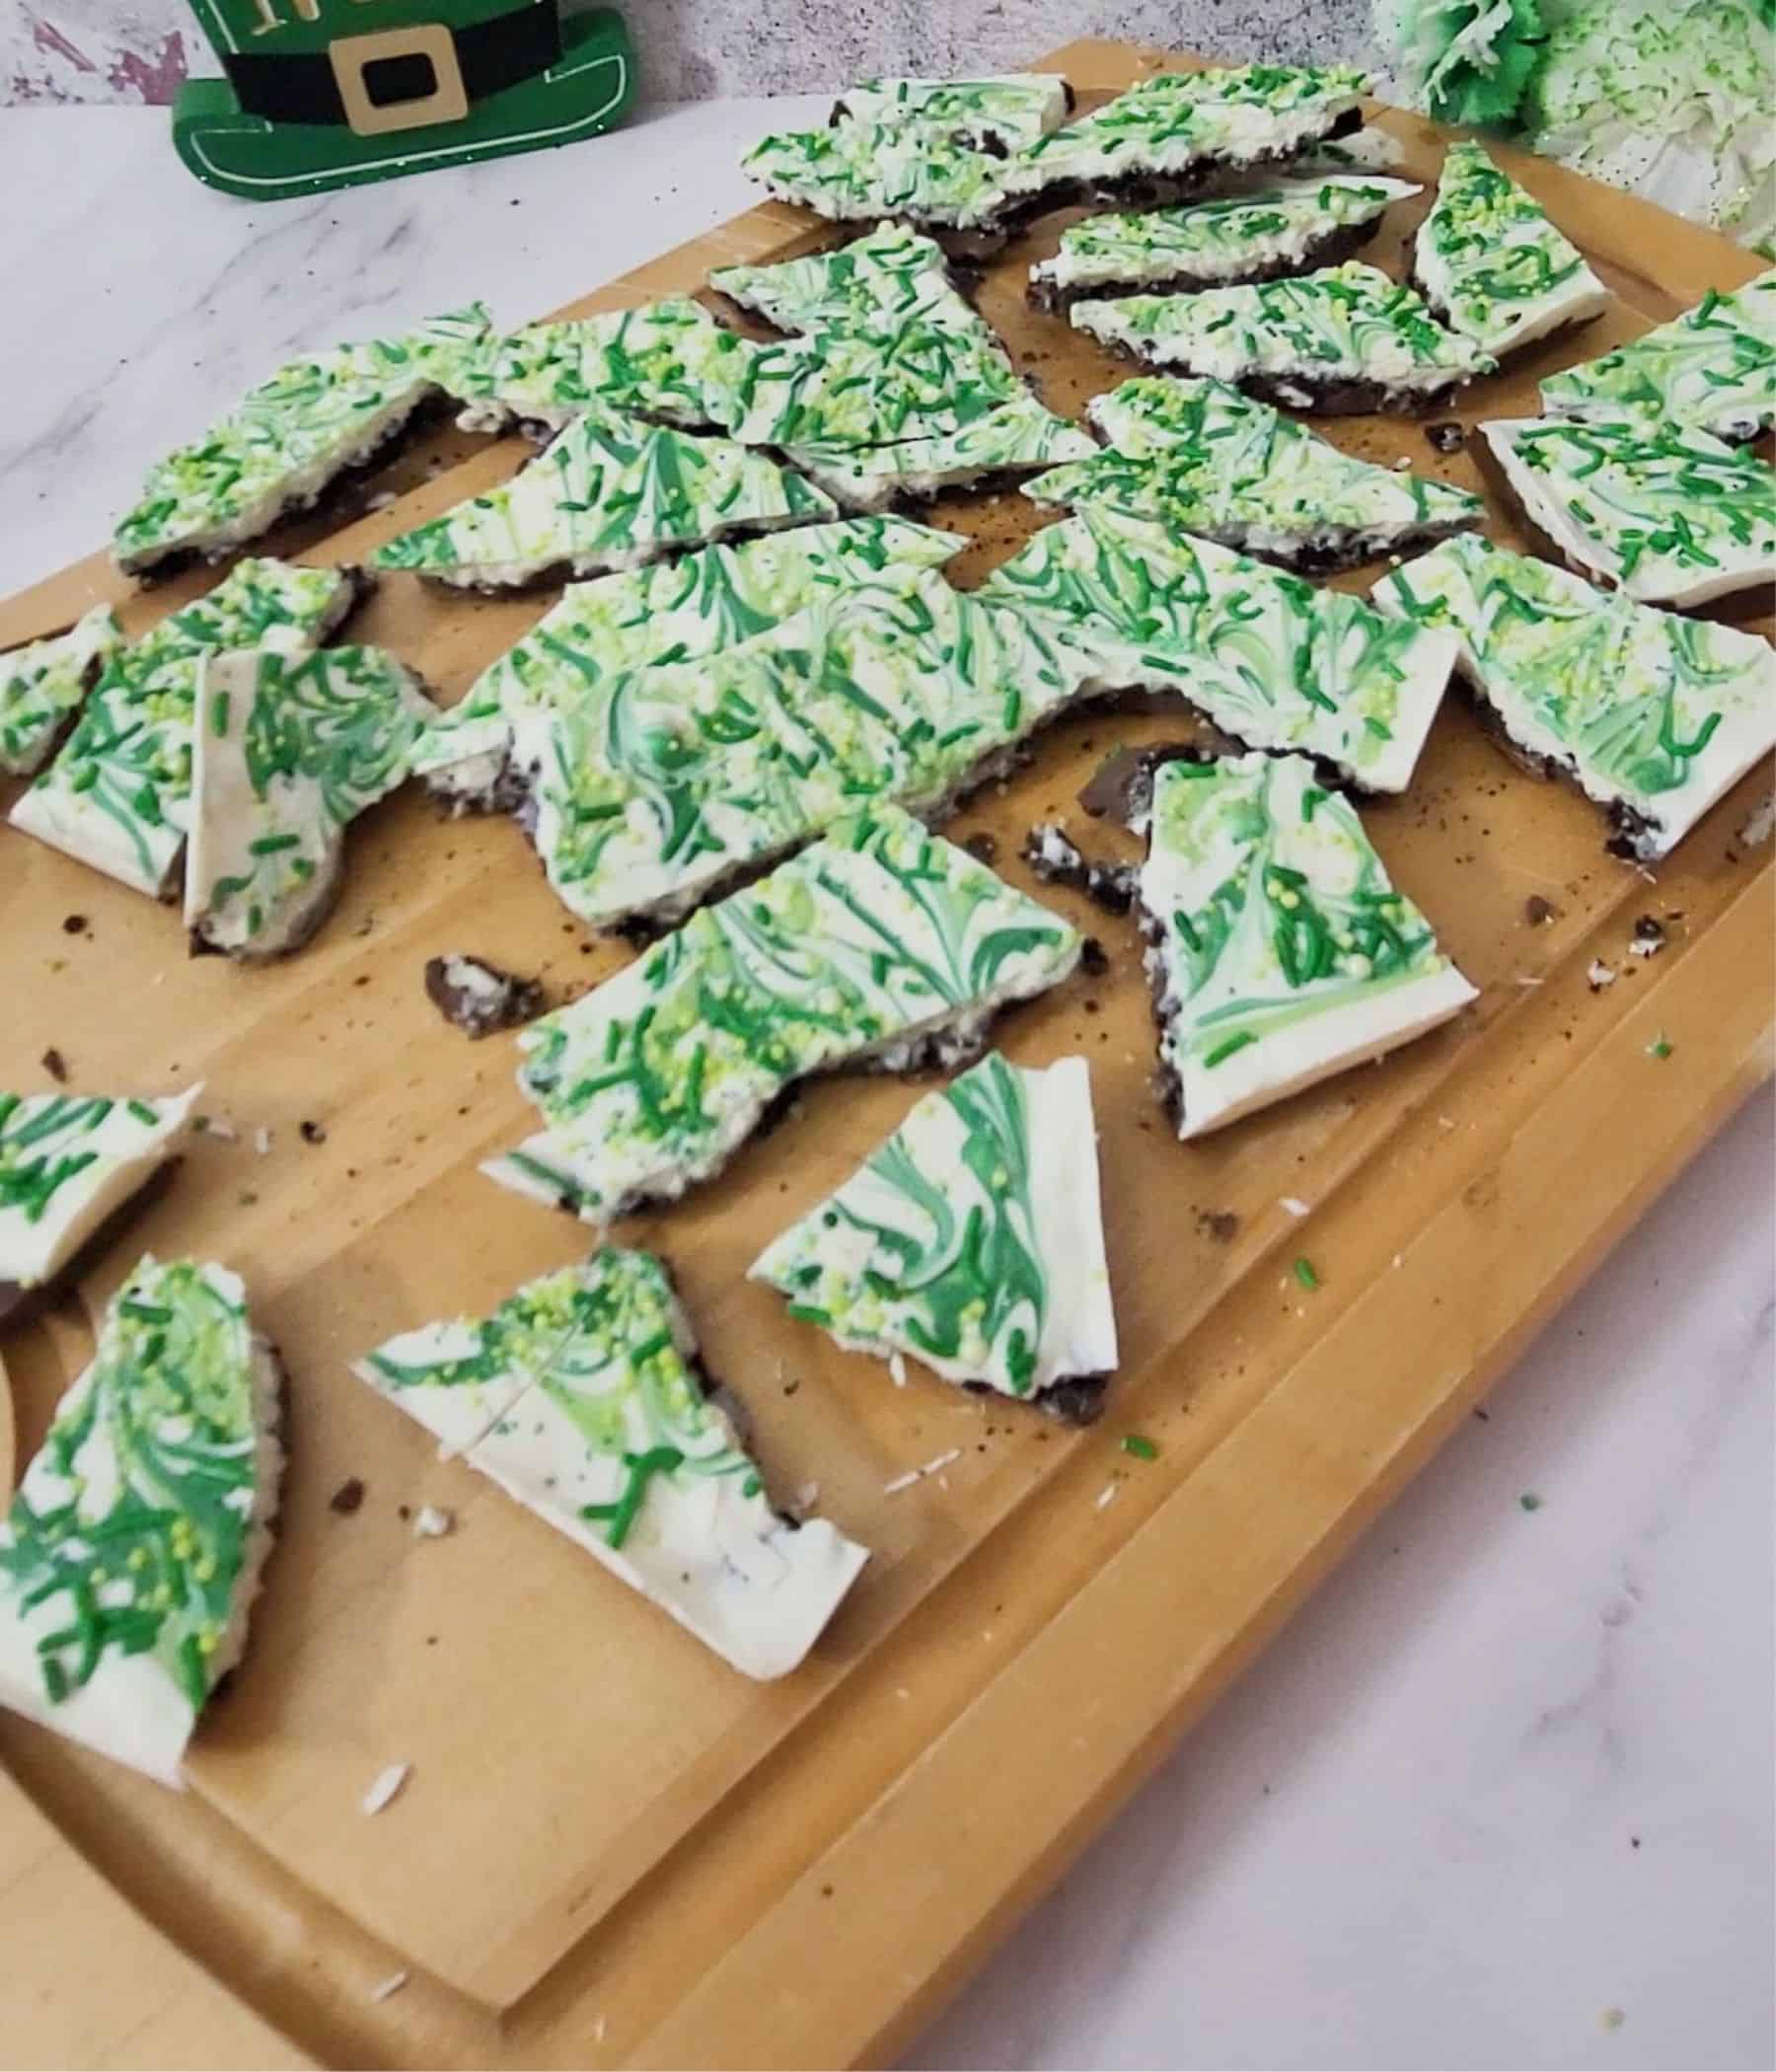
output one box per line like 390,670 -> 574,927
752,1052 -> 1116,1401
448,298 -> 749,434
742,74 -> 1071,232
1023,375 -> 1482,570
0,606 -> 120,777
999,63 -> 1370,208
355,1248 -> 867,1679
1541,270 -> 1776,443
0,1256 -> 282,1785
185,645 -> 436,958
483,805 -> 1080,1221
0,1087 -> 198,1293
977,504 -> 1457,791
372,407 -> 837,590
9,558 -> 361,897
412,516 -> 965,806
1140,752 -> 1475,1139
1370,532 -> 1776,859
1414,141 -> 1607,358
112,306 -> 493,575
517,570 -> 1086,926
1030,175 -> 1418,303
1482,416 -> 1776,608
712,220 -> 990,337
1073,262 -> 1494,411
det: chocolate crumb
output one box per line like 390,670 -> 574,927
61,914 -> 87,935
1523,895 -> 1556,925
424,952 -> 546,1038
1079,935 -> 1109,977
39,1047 -> 68,1083
329,1477 -> 366,1516
299,1119 -> 328,1145
1424,421 -> 1466,454
963,831 -> 999,865
1197,1209 -> 1239,1244
1630,915 -> 1667,957
398,1504 -> 411,1520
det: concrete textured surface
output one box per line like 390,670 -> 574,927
1,1 -> 1378,105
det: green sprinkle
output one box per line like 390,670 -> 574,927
1646,1033 -> 1673,1060
1293,1256 -> 1320,1291
125,1099 -> 160,1127
1120,1434 -> 1158,1461
1202,1029 -> 1258,1070
248,833 -> 301,855
1518,1491 -> 1543,1513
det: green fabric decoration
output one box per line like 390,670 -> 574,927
1377,0 -> 1776,253
1380,0 -> 1546,128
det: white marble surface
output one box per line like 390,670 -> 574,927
0,102 -> 1770,2072
2,3 -> 1376,106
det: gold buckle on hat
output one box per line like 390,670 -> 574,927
328,25 -> 470,137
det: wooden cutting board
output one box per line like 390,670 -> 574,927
1,37 -> 1770,2070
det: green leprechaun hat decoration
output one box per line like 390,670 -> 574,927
174,0 -> 636,199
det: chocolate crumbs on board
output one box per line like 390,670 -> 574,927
1424,421 -> 1466,454
39,1048 -> 67,1083
330,1478 -> 366,1516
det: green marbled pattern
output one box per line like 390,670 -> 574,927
523,570 -> 1085,925
1023,375 -> 1482,564
711,220 -> 988,337
371,408 -> 837,588
360,1251 -> 750,1542
1484,416 -> 1776,604
1370,532 -> 1776,856
9,559 -> 358,897
754,1052 -> 1063,1397
1415,141 -> 1604,356
0,1090 -> 192,1288
483,805 -> 1081,1221
1142,753 -> 1469,1131
1540,269 -> 1776,441
977,504 -> 1456,791
412,516 -> 965,797
0,607 -> 121,777
1001,63 -> 1370,200
1073,262 -> 1495,407
0,1258 -> 274,1737
449,298 -> 749,433
112,306 -> 493,571
742,74 -> 1069,231
186,645 -> 435,956
1030,175 -> 1417,297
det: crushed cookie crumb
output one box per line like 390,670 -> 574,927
39,1047 -> 67,1083
329,1477 -> 366,1516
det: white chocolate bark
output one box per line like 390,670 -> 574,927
9,558 -> 361,898
112,307 -> 492,574
0,1257 -> 282,1786
1140,754 -> 1475,1138
355,1252 -> 869,1679
977,504 -> 1459,792
0,1087 -> 199,1293
482,806 -> 1081,1223
0,606 -> 121,777
1540,269 -> 1776,442
1481,416 -> 1776,608
1370,533 -> 1776,859
752,1053 -> 1117,1401
1030,176 -> 1418,300
1414,141 -> 1607,358
1072,262 -> 1495,409
1024,375 -> 1482,569
185,645 -> 437,958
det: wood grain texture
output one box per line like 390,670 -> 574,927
0,38 -> 1770,2067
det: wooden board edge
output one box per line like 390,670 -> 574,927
629,866 -> 1775,2069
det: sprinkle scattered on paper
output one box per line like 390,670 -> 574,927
369,1971 -> 409,2004
883,1447 -> 962,1495
412,1505 -> 455,1538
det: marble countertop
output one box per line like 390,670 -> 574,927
1,100 -> 1770,2072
